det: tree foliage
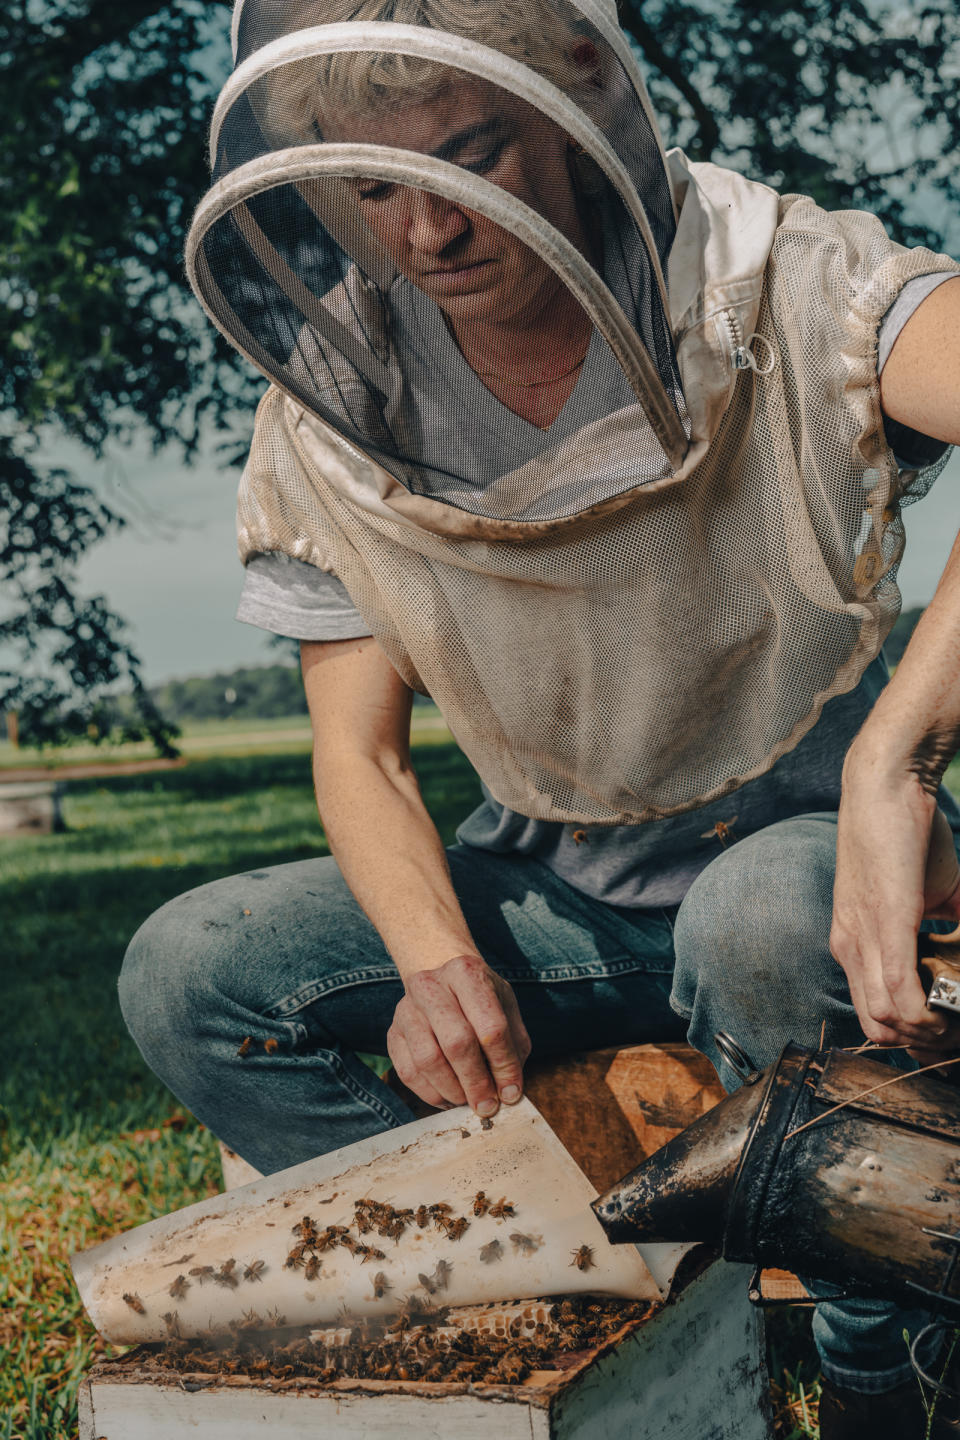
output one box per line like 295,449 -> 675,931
1,0 -> 958,748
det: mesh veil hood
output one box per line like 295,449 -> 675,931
187,0 -> 698,524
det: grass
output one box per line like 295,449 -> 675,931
3,729 -> 958,1438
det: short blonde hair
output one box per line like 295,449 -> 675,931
260,0 -> 604,143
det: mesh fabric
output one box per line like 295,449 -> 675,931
237,169 -> 959,822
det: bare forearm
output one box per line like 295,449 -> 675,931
314,751 -> 478,980
849,528 -> 960,789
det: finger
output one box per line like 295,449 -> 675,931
492,983 -> 533,1100
393,1000 -> 468,1107
408,965 -> 501,1115
838,946 -> 903,1046
387,1027 -> 449,1110
442,958 -> 527,1106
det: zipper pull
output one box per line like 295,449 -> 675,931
735,333 -> 776,375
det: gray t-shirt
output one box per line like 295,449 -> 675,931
236,271 -> 958,906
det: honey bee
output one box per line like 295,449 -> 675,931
284,1250 -> 305,1270
304,1255 -> 321,1282
415,1205 -> 430,1228
243,1259 -> 265,1282
472,1191 -> 490,1216
355,1210 -> 374,1234
570,1244 -> 594,1271
509,1231 -> 542,1255
700,816 -> 738,847
264,1037 -> 279,1055
315,1228 -> 340,1253
383,1216 -> 406,1241
479,1239 -> 503,1264
394,1208 -> 414,1223
361,1246 -> 386,1264
292,1216 -> 316,1239
418,1272 -> 439,1295
168,1274 -> 189,1300
428,1202 -> 452,1216
488,1197 -> 515,1221
372,1271 -> 392,1299
339,1235 -> 359,1254
266,1306 -> 287,1327
215,1259 -> 239,1287
445,1216 -> 469,1241
188,1265 -> 214,1283
161,1310 -> 180,1336
122,1292 -> 146,1314
241,1308 -> 261,1328
236,1036 -> 253,1058
433,1259 -> 453,1290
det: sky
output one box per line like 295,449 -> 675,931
71,431 -> 960,686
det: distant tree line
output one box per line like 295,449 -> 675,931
149,664 -> 308,724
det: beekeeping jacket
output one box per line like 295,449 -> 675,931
187,0 -> 959,824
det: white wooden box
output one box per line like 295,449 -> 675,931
78,1256 -> 773,1440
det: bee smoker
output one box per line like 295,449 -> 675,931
591,1036 -> 960,1322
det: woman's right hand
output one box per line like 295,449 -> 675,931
387,953 -> 531,1116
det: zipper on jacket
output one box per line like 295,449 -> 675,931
722,309 -> 775,374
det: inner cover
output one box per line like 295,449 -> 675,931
188,0 -> 690,523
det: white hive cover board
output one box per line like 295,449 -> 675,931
72,1098 -> 668,1343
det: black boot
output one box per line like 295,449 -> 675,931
819,1374 -> 960,1440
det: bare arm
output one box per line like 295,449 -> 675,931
833,276 -> 960,1053
301,636 -> 530,1112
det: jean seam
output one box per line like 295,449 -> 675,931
327,1048 -> 405,1129
267,958 -> 673,1017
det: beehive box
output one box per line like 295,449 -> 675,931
78,1254 -> 773,1439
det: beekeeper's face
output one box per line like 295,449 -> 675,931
328,79 -> 592,327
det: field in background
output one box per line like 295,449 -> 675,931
4,723 -> 957,1437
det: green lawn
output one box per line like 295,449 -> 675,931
3,736 -> 958,1438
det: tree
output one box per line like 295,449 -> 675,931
1,0 -> 958,749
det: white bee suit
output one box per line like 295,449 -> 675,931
187,0 -> 959,823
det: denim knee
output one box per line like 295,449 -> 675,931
670,813 -> 861,1084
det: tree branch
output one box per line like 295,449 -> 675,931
618,3 -> 721,159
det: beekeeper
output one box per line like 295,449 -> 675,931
120,0 -> 960,1430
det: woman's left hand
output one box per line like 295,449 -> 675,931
832,743 -> 960,1059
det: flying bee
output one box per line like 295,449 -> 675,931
418,1272 -> 439,1295
220,1258 -> 237,1274
243,1259 -> 265,1282
700,815 -> 738,847
433,1259 -> 453,1290
168,1274 -> 189,1300
479,1239 -> 503,1264
372,1271 -> 391,1299
488,1197 -> 515,1221
446,1216 -> 469,1241
472,1190 -> 490,1216
161,1310 -> 180,1337
304,1255 -> 321,1282
241,1307 -> 261,1328
570,1244 -> 595,1271
415,1205 -> 430,1228
188,1265 -> 214,1283
236,1036 -> 253,1058
266,1306 -> 286,1327
509,1231 -> 542,1256
122,1292 -> 146,1314
264,1037 -> 279,1054
215,1264 -> 240,1288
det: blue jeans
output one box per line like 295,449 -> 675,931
119,811 -> 933,1392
